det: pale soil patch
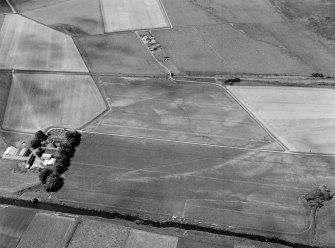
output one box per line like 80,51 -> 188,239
0,14 -> 87,72
3,73 -> 106,133
125,229 -> 178,248
228,86 -> 335,154
100,0 -> 170,32
17,213 -> 77,248
23,0 -> 104,35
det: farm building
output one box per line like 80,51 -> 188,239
2,146 -> 32,161
43,158 -> 56,167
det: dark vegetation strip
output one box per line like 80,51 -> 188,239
0,197 -> 322,248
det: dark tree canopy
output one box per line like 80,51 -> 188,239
30,139 -> 41,149
55,155 -> 71,168
35,130 -> 48,141
305,185 -> 333,209
38,168 -> 53,184
45,173 -> 64,192
59,143 -> 75,158
65,131 -> 81,147
53,163 -> 67,174
35,147 -> 44,157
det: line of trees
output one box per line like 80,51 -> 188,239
38,130 -> 81,192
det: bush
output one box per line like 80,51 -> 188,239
30,139 -> 41,149
35,148 -> 44,157
34,130 -> 48,141
304,185 -> 333,209
45,173 -> 64,192
224,78 -> 241,85
311,73 -> 324,78
38,168 -> 53,184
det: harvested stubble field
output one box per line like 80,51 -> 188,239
23,0 -> 104,35
100,0 -> 170,33
75,33 -> 165,74
0,14 -> 87,72
0,206 -> 36,248
85,77 -> 281,149
0,0 -> 11,13
17,213 -> 77,248
3,73 -> 106,133
228,86 -> 335,154
50,132 -> 335,243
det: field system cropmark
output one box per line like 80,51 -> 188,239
1,0 -> 335,247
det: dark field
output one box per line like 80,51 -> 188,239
85,77 -> 280,149
51,132 -> 335,242
0,73 -> 11,125
0,0 -> 11,13
0,207 -> 35,248
75,33 -> 165,75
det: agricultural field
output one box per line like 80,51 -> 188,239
228,86 -> 335,154
0,206 -> 36,248
2,73 -> 106,133
50,132 -> 335,244
23,0 -> 104,35
0,14 -> 87,72
0,0 -> 11,13
85,77 -> 281,150
152,25 -> 312,75
271,0 -> 335,48
17,213 -> 77,248
100,0 -> 170,33
75,33 -> 165,75
125,230 -> 178,248
0,73 -> 11,126
10,0 -> 66,12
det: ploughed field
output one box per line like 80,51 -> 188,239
228,86 -> 335,154
85,77 -> 281,150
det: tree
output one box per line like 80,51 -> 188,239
53,162 -> 67,174
35,147 -> 44,157
30,139 -> 41,149
38,168 -> 53,184
34,130 -> 47,141
45,173 -> 64,192
59,143 -> 75,158
65,131 -> 81,147
304,185 -> 333,209
55,155 -> 71,168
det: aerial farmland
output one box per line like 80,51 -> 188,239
0,0 -> 335,248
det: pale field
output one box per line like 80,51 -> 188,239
69,219 -> 130,248
17,213 -> 77,248
101,0 -> 170,32
0,14 -> 87,72
228,86 -> 335,154
3,73 -> 106,133
125,230 -> 178,248
23,0 -> 104,35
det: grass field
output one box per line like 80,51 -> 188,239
0,73 -> 11,125
160,0 -> 219,26
152,25 -> 311,75
0,0 -> 11,13
23,0 -> 104,35
75,33 -> 165,74
0,14 -> 87,72
228,86 -> 335,154
52,132 -> 335,241
100,0 -> 170,32
2,73 -> 106,133
17,213 -> 77,248
0,206 -> 36,248
85,77 -> 281,149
